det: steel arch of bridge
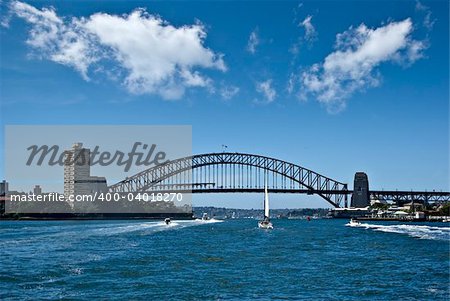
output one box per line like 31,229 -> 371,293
108,152 -> 349,207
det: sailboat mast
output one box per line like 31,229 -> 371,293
264,176 -> 269,218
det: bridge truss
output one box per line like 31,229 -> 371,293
370,190 -> 450,204
109,153 -> 349,207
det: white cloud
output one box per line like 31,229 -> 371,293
256,79 -> 276,103
10,1 -> 226,99
287,72 -> 299,95
1,0 -> 13,28
415,0 -> 427,11
300,18 -> 426,113
246,28 -> 259,54
287,73 -> 295,94
415,1 -> 435,31
11,1 -> 98,80
299,15 -> 317,42
220,84 -> 239,100
289,13 -> 317,59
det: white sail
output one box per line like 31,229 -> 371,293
264,180 -> 269,218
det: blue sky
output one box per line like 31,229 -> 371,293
0,0 -> 448,208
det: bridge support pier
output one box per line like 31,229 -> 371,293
351,172 -> 370,208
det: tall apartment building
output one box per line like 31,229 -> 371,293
64,143 -> 107,197
0,180 -> 8,214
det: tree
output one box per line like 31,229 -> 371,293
370,202 -> 389,210
439,203 -> 450,216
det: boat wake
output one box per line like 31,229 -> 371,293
0,219 -> 226,250
159,221 -> 179,227
193,218 -> 223,224
92,219 -> 222,236
347,222 -> 450,241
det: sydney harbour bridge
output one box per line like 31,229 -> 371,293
108,152 -> 450,208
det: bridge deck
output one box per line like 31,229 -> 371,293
137,188 -> 450,202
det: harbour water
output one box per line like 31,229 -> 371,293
1,219 -> 449,300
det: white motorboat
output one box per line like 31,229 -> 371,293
346,218 -> 361,226
164,218 -> 171,225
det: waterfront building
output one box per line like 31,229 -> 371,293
403,201 -> 423,211
0,180 -> 7,214
33,185 -> 42,195
0,180 -> 9,195
63,143 -> 107,197
329,207 -> 370,218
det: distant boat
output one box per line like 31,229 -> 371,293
202,213 -> 209,221
346,218 -> 361,226
258,179 -> 273,230
164,218 -> 171,225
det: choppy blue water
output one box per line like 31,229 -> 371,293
1,219 -> 449,300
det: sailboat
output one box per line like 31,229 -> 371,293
258,179 -> 273,229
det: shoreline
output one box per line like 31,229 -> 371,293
352,217 -> 449,223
